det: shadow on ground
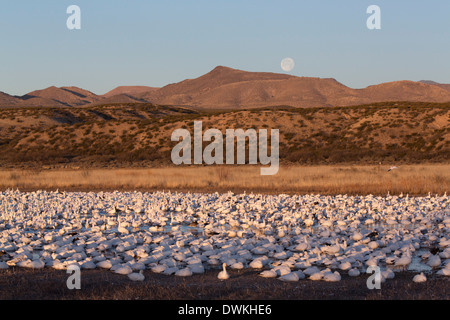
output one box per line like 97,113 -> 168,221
0,268 -> 448,300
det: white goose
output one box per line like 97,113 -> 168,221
323,271 -> 341,282
128,270 -> 145,281
412,272 -> 427,283
427,254 -> 441,268
114,265 -> 133,275
175,268 -> 193,277
218,263 -> 229,280
259,269 -> 277,278
279,272 -> 299,282
117,220 -> 129,234
394,250 -> 412,269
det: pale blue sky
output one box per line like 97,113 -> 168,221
1,0 -> 449,96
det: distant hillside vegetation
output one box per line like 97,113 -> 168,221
0,101 -> 448,168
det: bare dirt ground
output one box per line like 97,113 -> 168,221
0,268 -> 447,300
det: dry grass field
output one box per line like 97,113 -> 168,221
1,164 -> 448,195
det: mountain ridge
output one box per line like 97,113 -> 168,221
2,66 -> 450,108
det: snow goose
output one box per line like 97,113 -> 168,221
151,264 -> 166,273
348,268 -> 360,277
323,271 -> 341,282
218,263 -> 229,280
427,254 -> 441,268
259,269 -> 277,278
279,272 -> 299,282
339,261 -> 352,271
175,268 -> 193,277
97,260 -> 112,269
114,265 -> 133,275
309,271 -> 323,281
128,270 -> 145,281
230,262 -> 244,270
412,272 -> 427,283
395,250 -> 412,269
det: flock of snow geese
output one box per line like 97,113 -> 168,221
0,189 -> 449,284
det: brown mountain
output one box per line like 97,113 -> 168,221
2,66 -> 450,108
419,80 -> 450,92
141,75 -> 357,108
90,93 -> 147,106
357,80 -> 450,104
0,91 -> 21,107
137,66 -> 450,108
103,86 -> 158,98
20,86 -> 101,107
137,66 -> 299,107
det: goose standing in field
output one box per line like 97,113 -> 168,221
395,250 -> 412,270
218,263 -> 229,280
293,235 -> 310,251
322,239 -> 341,255
117,220 -> 129,234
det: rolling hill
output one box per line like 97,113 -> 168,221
0,101 -> 448,168
0,91 -> 21,107
21,86 -> 101,107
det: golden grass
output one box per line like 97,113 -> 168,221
1,164 -> 449,195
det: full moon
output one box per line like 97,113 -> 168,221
281,57 -> 295,72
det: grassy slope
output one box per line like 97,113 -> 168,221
0,101 -> 449,168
